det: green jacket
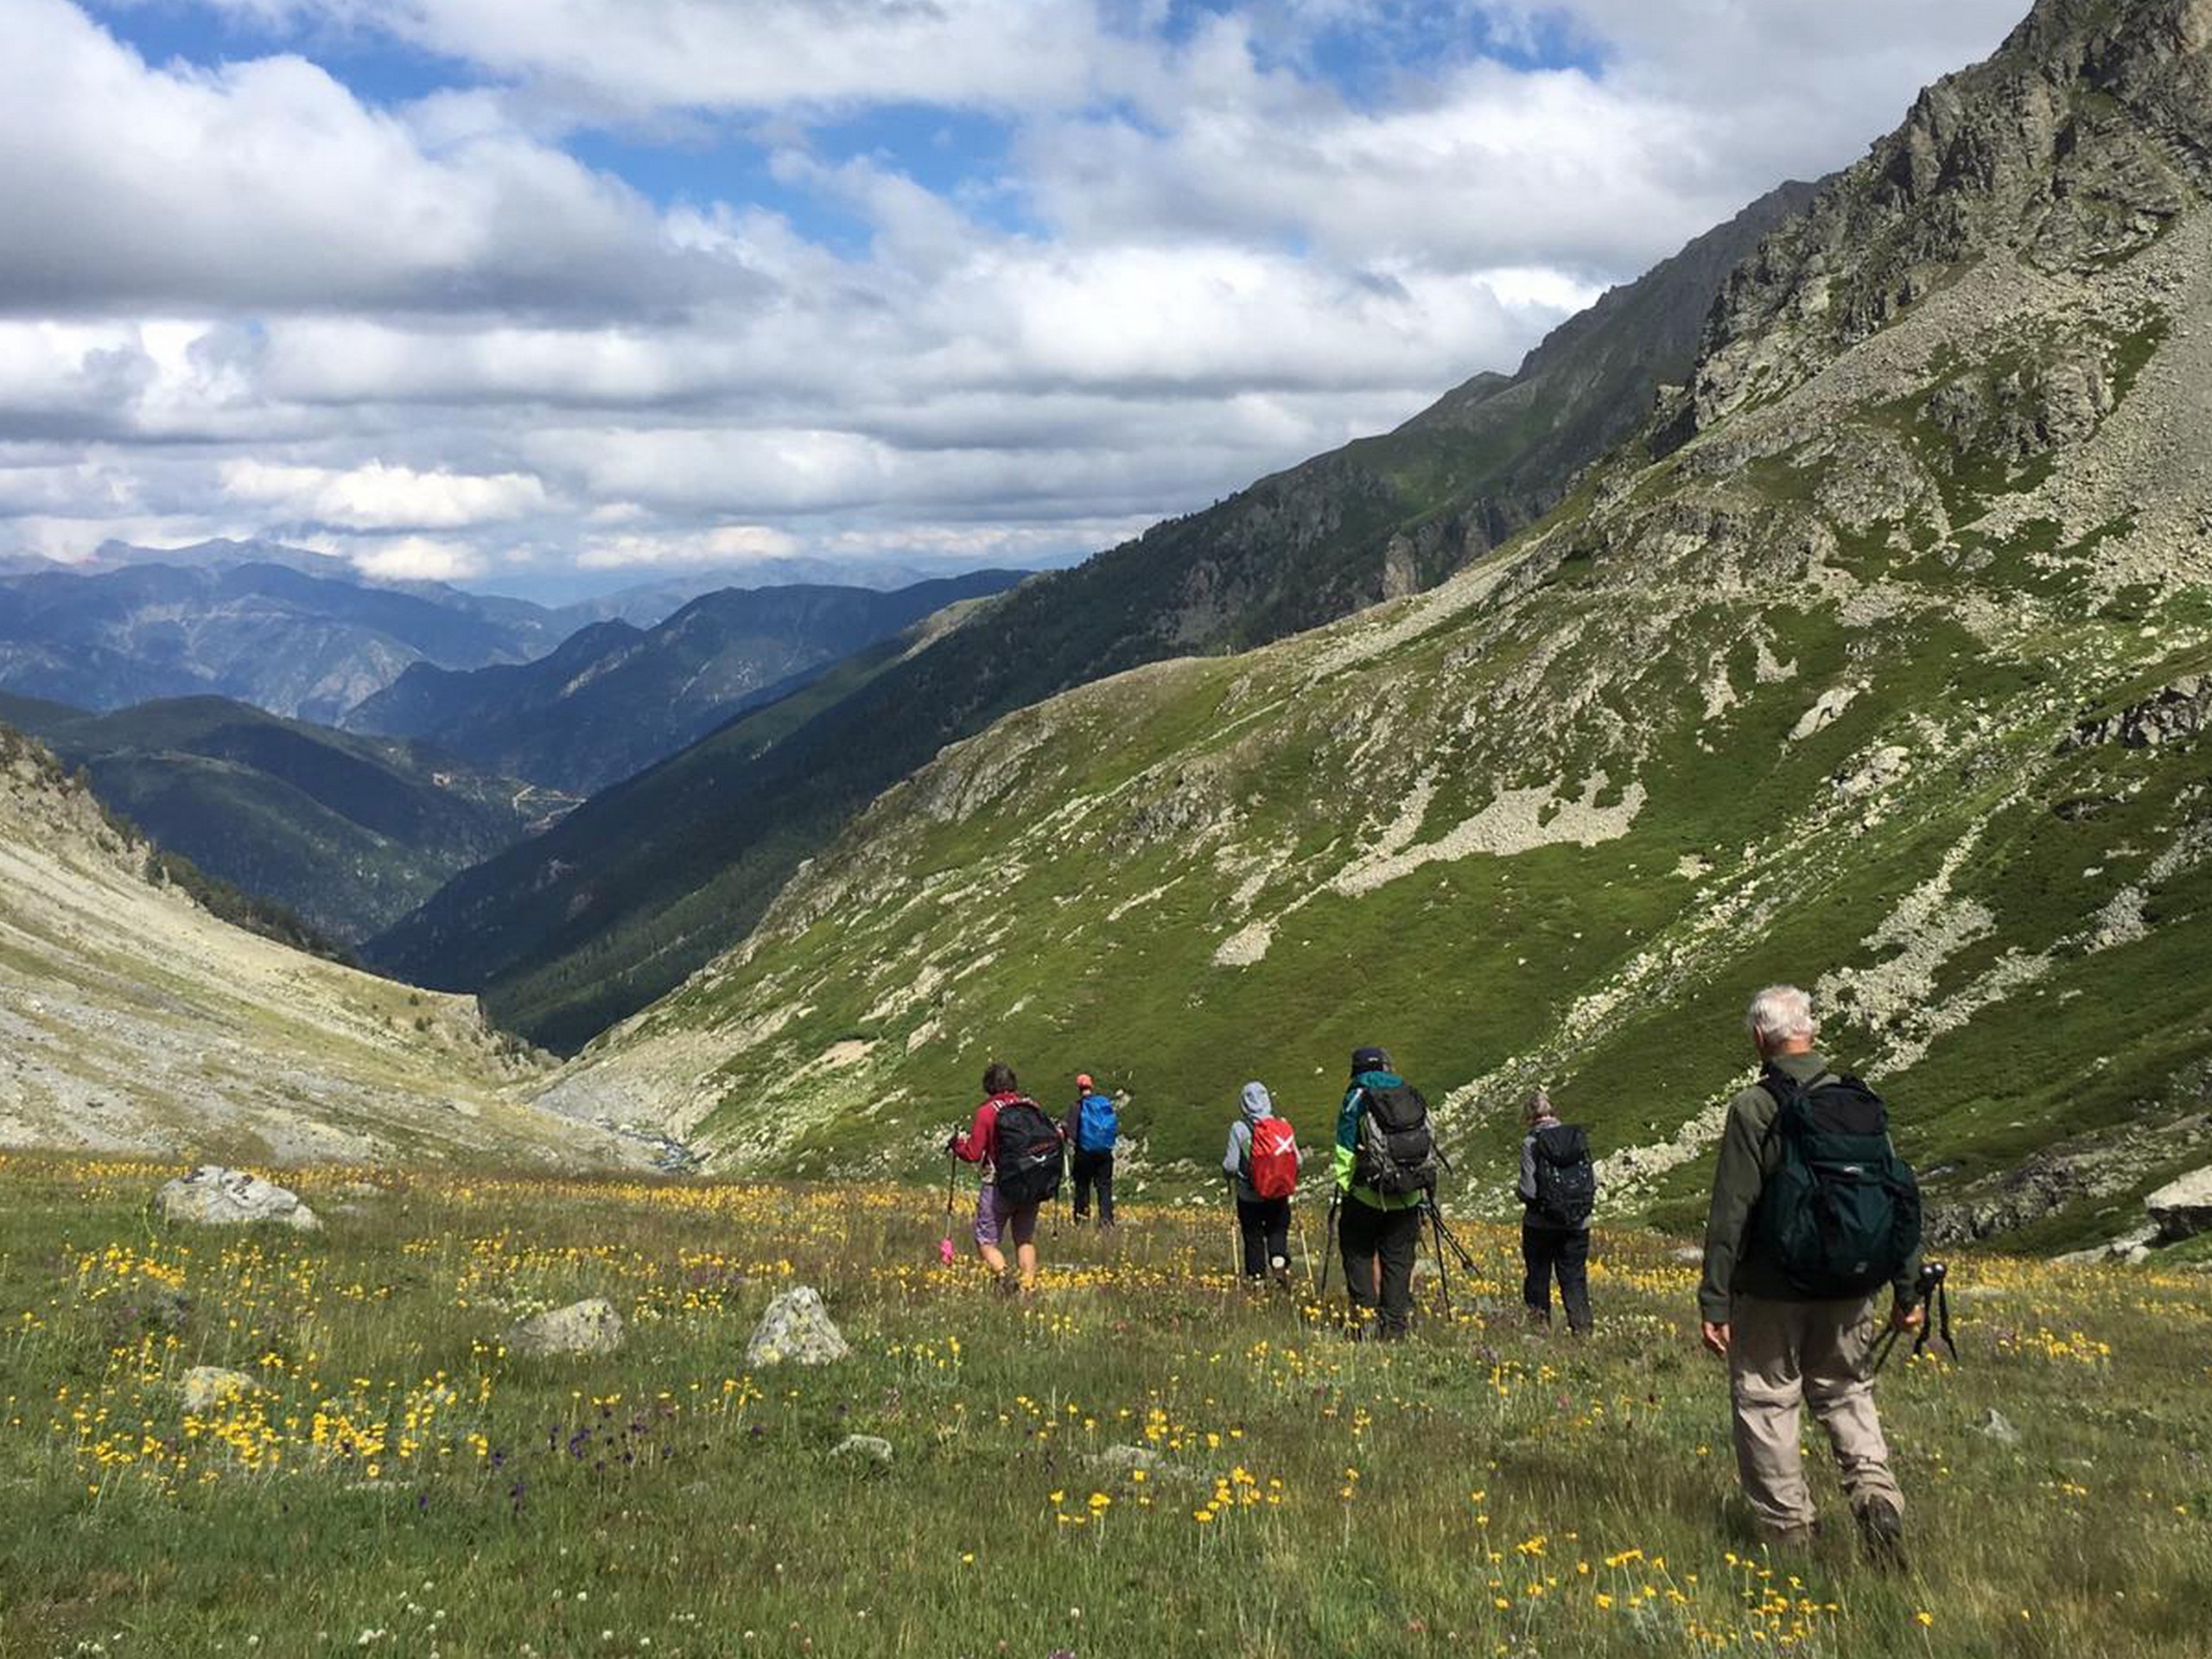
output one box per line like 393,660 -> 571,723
1334,1070 -> 1428,1212
1696,1051 -> 1922,1324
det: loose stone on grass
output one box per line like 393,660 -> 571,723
830,1434 -> 893,1466
180,1366 -> 257,1413
2146,1166 -> 2212,1244
745,1287 -> 849,1366
156,1166 -> 321,1232
506,1297 -> 625,1357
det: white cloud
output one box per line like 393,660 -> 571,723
219,459 -> 551,529
346,534 -> 491,582
175,0 -> 1125,115
0,0 -> 726,317
4,0 -> 2034,588
575,524 -> 802,570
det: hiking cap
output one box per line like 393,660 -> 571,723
1351,1046 -> 1391,1074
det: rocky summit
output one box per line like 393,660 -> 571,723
543,0 -> 2212,1255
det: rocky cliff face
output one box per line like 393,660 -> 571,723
0,721 -> 644,1167
543,0 -> 2212,1250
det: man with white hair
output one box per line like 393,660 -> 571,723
1699,984 -> 1924,1565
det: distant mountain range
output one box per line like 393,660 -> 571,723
0,692 -> 566,944
365,181 -> 1817,1052
0,554 -> 563,723
0,539 -> 991,726
344,570 -> 1028,793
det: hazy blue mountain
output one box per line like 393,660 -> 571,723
0,692 -> 568,944
0,557 -> 561,722
342,571 -> 1027,793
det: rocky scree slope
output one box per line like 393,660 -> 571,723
0,722 -> 644,1167
545,0 -> 2212,1253
0,693 -> 567,944
370,187 -> 1813,1054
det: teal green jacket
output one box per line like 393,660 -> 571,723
1334,1070 -> 1427,1212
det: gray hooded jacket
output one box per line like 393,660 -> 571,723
1224,1081 -> 1301,1202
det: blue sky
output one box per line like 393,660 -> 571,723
0,0 -> 2028,594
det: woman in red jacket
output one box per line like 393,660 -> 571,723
950,1061 -> 1061,1293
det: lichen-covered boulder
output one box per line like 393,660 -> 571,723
156,1166 -> 321,1232
180,1365 -> 257,1414
830,1434 -> 893,1465
744,1287 -> 849,1367
2146,1166 -> 2212,1244
506,1297 -> 625,1357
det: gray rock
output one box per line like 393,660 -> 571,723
507,1297 -> 625,1357
1974,1407 -> 2022,1446
1668,1246 -> 1705,1265
1090,1444 -> 1166,1475
830,1434 -> 893,1466
2067,676 -> 2208,751
180,1365 -> 257,1413
2146,1166 -> 2212,1244
156,1166 -> 321,1232
744,1287 -> 849,1367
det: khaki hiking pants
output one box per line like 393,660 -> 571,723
1727,1293 -> 1904,1536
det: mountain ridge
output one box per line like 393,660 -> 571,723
0,719 -> 645,1167
345,570 -> 1028,793
370,181 -> 1821,1052
0,692 -> 566,943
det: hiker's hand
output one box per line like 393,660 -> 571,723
1700,1319 -> 1731,1357
1891,1302 -> 1925,1334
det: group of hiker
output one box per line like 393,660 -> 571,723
946,982 -> 1929,1567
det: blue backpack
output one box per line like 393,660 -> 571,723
1077,1092 -> 1120,1153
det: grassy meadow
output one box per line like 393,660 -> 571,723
2,1154 -> 2208,1658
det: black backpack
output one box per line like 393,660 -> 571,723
992,1098 -> 1065,1207
1530,1122 -> 1596,1227
1353,1083 -> 1440,1198
1748,1071 -> 1922,1299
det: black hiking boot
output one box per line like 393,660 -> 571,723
1856,1499 -> 1907,1572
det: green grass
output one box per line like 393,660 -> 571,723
3,1154 -> 2208,1658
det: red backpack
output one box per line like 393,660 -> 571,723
1248,1116 -> 1298,1199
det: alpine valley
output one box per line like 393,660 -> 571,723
3,0 -> 2207,1264
526,0 -> 2212,1255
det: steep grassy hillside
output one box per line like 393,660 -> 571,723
346,571 -> 1027,793
0,694 -> 567,944
0,721 -> 642,1166
549,0 -> 2212,1251
372,187 -> 1815,1052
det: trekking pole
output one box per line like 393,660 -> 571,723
1869,1262 -> 1953,1376
1426,1201 -> 1454,1320
1294,1206 -> 1317,1300
1917,1270 -> 1957,1363
938,1146 -> 959,1267
1319,1194 -> 1340,1297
